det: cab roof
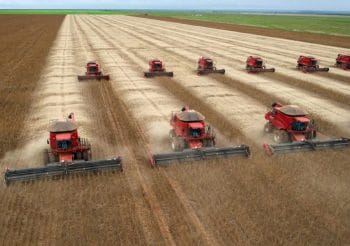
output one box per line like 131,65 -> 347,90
278,105 -> 307,116
49,121 -> 77,133
176,110 -> 205,122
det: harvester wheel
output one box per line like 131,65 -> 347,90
171,138 -> 177,151
48,152 -> 56,164
76,152 -> 82,160
264,122 -> 274,133
273,130 -> 289,143
43,149 -> 49,165
169,129 -> 176,140
171,137 -> 185,152
307,130 -> 317,139
204,139 -> 214,147
83,150 -> 91,161
177,138 -> 185,151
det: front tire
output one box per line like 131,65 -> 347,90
273,130 -> 289,143
203,139 -> 214,147
83,150 -> 91,161
43,149 -> 49,166
76,152 -> 82,160
264,122 -> 273,133
171,137 -> 185,152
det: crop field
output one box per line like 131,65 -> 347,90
0,15 -> 350,245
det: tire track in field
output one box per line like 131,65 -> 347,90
129,16 -> 350,77
79,15 -> 350,244
1,16 -> 145,245
101,16 -> 350,137
75,15 -> 218,246
113,15 -> 350,99
110,15 -> 350,97
96,15 -> 350,149
80,14 -> 304,244
72,16 -> 173,245
78,15 -> 292,244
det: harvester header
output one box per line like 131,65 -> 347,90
263,138 -> 350,155
5,157 -> 122,185
150,145 -> 250,166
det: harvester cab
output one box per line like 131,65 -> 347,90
144,59 -> 174,78
263,103 -> 350,155
197,57 -> 225,75
335,54 -> 350,70
86,62 -> 100,74
246,56 -> 275,73
149,107 -> 250,166
78,61 -> 110,81
169,107 -> 215,151
4,113 -> 122,185
47,112 -> 91,163
150,60 -> 164,72
297,56 -> 329,73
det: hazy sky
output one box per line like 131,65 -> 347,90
1,0 -> 350,11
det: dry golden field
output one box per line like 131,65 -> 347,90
0,15 -> 349,245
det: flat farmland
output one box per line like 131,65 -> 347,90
0,15 -> 64,159
0,15 -> 350,245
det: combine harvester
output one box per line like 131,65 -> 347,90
297,56 -> 329,73
197,57 -> 225,75
335,54 -> 350,70
78,61 -> 110,81
150,107 -> 250,166
263,103 -> 350,155
144,59 -> 173,78
4,113 -> 122,185
245,56 -> 275,73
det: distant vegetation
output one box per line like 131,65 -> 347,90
142,11 -> 350,37
1,9 -> 349,36
0,9 -> 131,15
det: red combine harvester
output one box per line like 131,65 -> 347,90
78,61 -> 110,81
4,113 -> 122,185
263,102 -> 350,155
144,59 -> 173,78
150,107 -> 250,166
197,57 -> 225,75
297,56 -> 329,73
46,113 -> 91,163
246,56 -> 275,73
335,54 -> 350,70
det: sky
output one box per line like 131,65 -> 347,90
0,0 -> 350,11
